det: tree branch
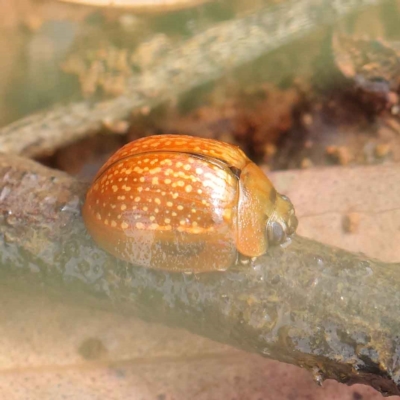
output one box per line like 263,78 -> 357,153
0,153 -> 399,396
0,0 -> 386,157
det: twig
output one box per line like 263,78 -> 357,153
0,153 -> 399,396
58,0 -> 211,11
0,0 -> 385,157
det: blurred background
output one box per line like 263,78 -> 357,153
0,0 -> 399,398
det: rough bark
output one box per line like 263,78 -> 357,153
0,153 -> 399,396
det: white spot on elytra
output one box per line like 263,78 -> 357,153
121,222 -> 129,229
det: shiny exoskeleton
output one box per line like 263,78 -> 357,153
82,134 -> 298,272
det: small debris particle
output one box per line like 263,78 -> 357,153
353,391 -> 363,400
302,113 -> 313,126
78,337 -> 108,360
326,146 -> 352,166
342,212 -> 360,234
300,157 -> 314,169
374,143 -> 391,159
102,119 -> 129,135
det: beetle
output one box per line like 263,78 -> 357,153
82,134 -> 298,272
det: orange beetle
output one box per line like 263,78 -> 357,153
82,135 -> 297,272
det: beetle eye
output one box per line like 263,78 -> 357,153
268,221 -> 285,244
